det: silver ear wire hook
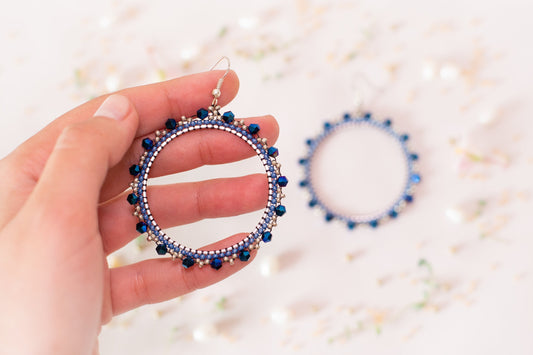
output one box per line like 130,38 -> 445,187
210,56 -> 231,99
349,72 -> 383,116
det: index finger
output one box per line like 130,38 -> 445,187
12,70 -> 239,178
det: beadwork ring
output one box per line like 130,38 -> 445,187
299,112 -> 420,229
127,63 -> 287,270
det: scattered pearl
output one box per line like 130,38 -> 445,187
445,206 -> 465,224
238,16 -> 258,29
105,75 -> 120,92
439,63 -> 460,81
260,255 -> 280,277
192,324 -> 219,342
478,108 -> 499,125
421,60 -> 437,80
180,47 -> 198,60
270,308 -> 292,325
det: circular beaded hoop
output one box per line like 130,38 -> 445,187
299,112 -> 420,229
127,102 -> 287,270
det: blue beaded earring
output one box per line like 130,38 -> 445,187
127,57 -> 287,270
299,109 -> 420,230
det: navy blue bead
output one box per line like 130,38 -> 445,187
182,257 -> 195,269
411,173 -> 421,184
389,210 -> 398,218
384,119 -> 392,126
165,118 -> 177,130
197,108 -> 208,119
363,112 -> 372,120
142,138 -> 154,150
248,124 -> 260,134
347,221 -> 356,230
405,195 -> 414,203
156,244 -> 168,255
309,199 -> 318,207
299,180 -> 308,187
343,113 -> 351,120
299,158 -> 307,165
306,138 -> 313,146
275,205 -> 286,216
324,122 -> 332,130
127,193 -> 139,205
129,164 -> 141,176
262,232 -> 272,243
222,111 -> 235,123
401,134 -> 409,142
410,153 -> 419,161
239,250 -> 251,262
277,176 -> 289,187
211,258 -> 223,270
369,220 -> 379,228
268,147 -> 279,157
325,213 -> 334,222
136,222 -> 147,234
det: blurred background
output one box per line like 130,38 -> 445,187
1,0 -> 533,354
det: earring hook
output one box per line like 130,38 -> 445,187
349,72 -> 383,115
210,56 -> 231,99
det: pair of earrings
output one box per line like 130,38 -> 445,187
128,57 -> 420,270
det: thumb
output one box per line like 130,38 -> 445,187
31,94 -> 139,215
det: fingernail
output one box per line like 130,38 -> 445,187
94,94 -> 130,121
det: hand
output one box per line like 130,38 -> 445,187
0,70 -> 279,355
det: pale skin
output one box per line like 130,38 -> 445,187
0,70 -> 279,354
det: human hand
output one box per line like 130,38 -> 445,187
0,70 -> 279,355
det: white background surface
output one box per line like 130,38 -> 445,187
1,0 -> 533,354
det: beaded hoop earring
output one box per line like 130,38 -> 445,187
299,112 -> 420,229
127,57 -> 288,270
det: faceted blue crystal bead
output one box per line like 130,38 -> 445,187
389,210 -> 398,218
277,176 -> 289,187
384,119 -> 392,127
299,180 -> 308,187
275,205 -> 286,216
369,220 -> 379,228
127,193 -> 139,205
306,138 -> 313,146
262,232 -> 272,243
239,250 -> 251,262
411,173 -> 421,184
182,257 -> 195,269
197,108 -> 208,119
299,158 -> 307,165
142,138 -> 154,150
211,258 -> 223,270
410,153 -> 419,161
156,244 -> 168,255
309,199 -> 318,207
268,147 -> 279,157
363,112 -> 372,120
248,124 -> 260,134
347,221 -> 356,230
325,213 -> 334,222
401,134 -> 409,142
136,222 -> 147,233
222,111 -> 235,123
165,118 -> 177,130
405,195 -> 414,203
324,122 -> 332,130
129,164 -> 140,176
343,113 -> 351,120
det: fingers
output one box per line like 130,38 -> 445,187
109,234 -> 256,316
99,173 -> 268,255
9,70 -> 239,188
28,95 -> 139,222
99,114 -> 279,201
